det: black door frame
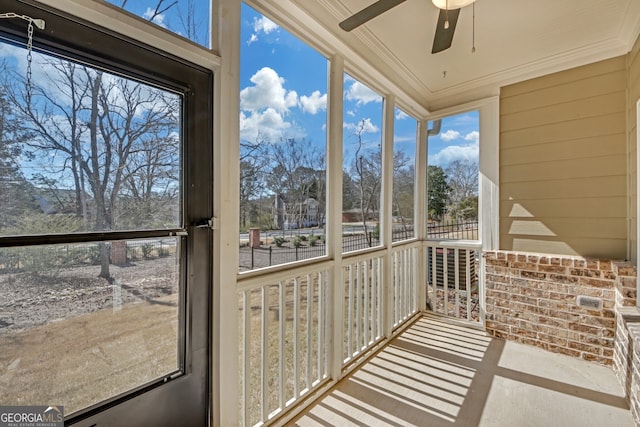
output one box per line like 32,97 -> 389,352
0,1 -> 212,425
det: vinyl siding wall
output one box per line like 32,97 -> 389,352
628,34 -> 640,263
500,56 -> 628,259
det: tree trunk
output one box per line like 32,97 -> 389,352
99,242 -> 111,281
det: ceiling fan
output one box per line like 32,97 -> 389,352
338,0 -> 476,54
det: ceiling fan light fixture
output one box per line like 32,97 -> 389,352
432,0 -> 475,10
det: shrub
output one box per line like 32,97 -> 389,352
371,223 -> 380,239
308,235 -> 318,246
293,236 -> 303,248
273,236 -> 286,247
141,243 -> 154,259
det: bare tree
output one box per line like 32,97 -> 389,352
392,150 -> 414,238
4,57 -> 179,280
265,137 -> 325,230
445,159 -> 478,221
0,85 -> 36,229
349,119 -> 381,246
118,124 -> 181,229
120,0 -> 209,47
239,134 -> 267,229
175,0 -> 209,46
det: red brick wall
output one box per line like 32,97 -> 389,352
484,250 -> 636,366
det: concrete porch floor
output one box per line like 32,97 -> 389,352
292,313 -> 634,427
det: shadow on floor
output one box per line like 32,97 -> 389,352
291,313 -> 632,427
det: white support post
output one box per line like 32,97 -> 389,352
636,99 -> 640,309
479,96 -> 500,252
382,95 -> 395,338
416,120 -> 429,312
215,0 -> 241,426
327,55 -> 344,381
478,96 -> 500,326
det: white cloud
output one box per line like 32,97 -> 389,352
345,81 -> 382,105
344,118 -> 379,134
440,130 -> 461,142
395,109 -> 409,120
240,67 -> 298,113
299,90 -> 327,114
240,108 -> 290,142
143,8 -> 167,27
254,16 -> 278,34
464,131 -> 479,143
430,142 -> 478,167
394,135 -> 416,143
450,113 -> 478,126
247,16 -> 279,44
239,68 -> 328,142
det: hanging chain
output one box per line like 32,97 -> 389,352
0,12 -> 46,104
26,19 -> 34,103
471,2 -> 476,53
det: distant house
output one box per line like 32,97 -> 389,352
273,193 -> 320,229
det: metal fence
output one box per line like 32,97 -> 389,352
427,220 -> 478,240
0,239 -> 174,274
239,222 -> 478,271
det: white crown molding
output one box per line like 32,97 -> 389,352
619,0 -> 640,52
425,35 -> 630,110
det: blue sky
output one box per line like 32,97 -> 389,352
239,3 -> 478,169
429,112 -> 480,167
107,0 -> 211,46
105,1 -> 479,168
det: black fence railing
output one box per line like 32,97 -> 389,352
0,239 -> 174,274
239,221 -> 478,270
427,220 -> 478,240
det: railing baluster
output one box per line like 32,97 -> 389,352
261,286 -> 269,423
443,248 -> 448,317
433,247 -> 438,313
317,271 -> 323,382
306,274 -> 312,391
278,281 -> 285,409
454,249 -> 460,318
242,291 -> 250,427
466,250 -> 472,321
355,261 -> 364,354
347,264 -> 353,360
364,258 -> 369,347
293,277 -> 300,398
377,256 -> 382,338
407,249 -> 413,314
403,249 -> 408,320
393,252 -> 399,325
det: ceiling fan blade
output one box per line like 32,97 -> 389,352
339,0 -> 407,32
432,8 -> 460,53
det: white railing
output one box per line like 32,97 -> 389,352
238,265 -> 330,427
342,252 -> 384,364
236,240 -> 470,426
426,240 -> 483,325
392,244 -> 419,328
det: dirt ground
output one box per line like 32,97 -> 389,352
0,258 -> 179,415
